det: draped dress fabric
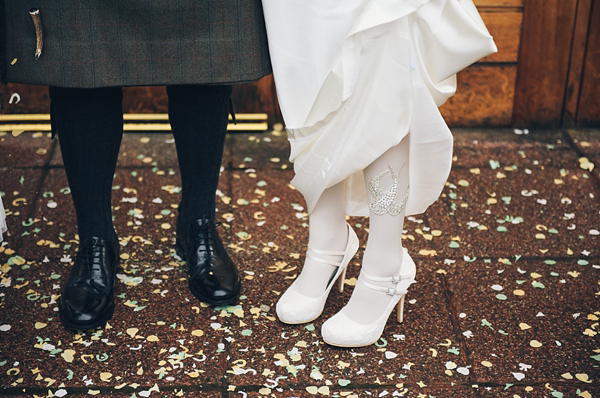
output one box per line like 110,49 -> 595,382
262,0 -> 497,216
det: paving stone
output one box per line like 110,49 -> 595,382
0,168 -> 45,256
229,385 -> 478,397
477,385 -> 600,398
568,129 -> 600,180
1,388 -> 224,396
50,132 -> 179,168
50,131 -> 256,169
430,167 -> 600,258
452,130 -> 579,169
226,130 -> 293,171
0,255 -> 228,389
221,249 -> 468,389
568,129 -> 600,155
0,131 -> 55,168
15,168 -> 230,262
443,257 -> 599,384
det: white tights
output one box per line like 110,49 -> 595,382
292,71 -> 446,324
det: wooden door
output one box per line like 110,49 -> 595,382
513,0 -> 599,128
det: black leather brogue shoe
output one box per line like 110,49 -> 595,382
176,217 -> 241,305
58,237 -> 119,330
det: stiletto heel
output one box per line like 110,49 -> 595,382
276,223 -> 359,324
397,295 -> 405,323
338,267 -> 347,292
321,248 -> 416,347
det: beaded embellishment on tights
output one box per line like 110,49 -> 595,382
368,165 -> 409,216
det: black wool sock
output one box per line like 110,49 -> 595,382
50,86 -> 123,243
167,84 -> 232,223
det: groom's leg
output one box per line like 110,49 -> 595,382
50,86 -> 123,329
167,84 -> 232,222
168,84 -> 241,305
50,86 -> 123,243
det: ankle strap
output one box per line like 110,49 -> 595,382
304,223 -> 353,267
306,247 -> 347,267
358,270 -> 415,296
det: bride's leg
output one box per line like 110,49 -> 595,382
292,181 -> 349,297
337,136 -> 410,324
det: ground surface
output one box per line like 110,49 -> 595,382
0,129 -> 598,398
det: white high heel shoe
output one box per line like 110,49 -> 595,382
276,223 -> 359,324
321,248 -> 416,347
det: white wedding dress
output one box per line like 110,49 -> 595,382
262,0 -> 497,215
0,196 -> 7,242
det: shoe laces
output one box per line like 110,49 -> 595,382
79,239 -> 107,277
191,220 -> 222,255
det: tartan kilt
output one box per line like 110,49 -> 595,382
1,0 -> 272,87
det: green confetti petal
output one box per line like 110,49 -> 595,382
96,353 -> 109,361
236,231 -> 250,239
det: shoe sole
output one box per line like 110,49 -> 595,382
58,300 -> 116,331
278,314 -> 321,325
189,281 -> 242,306
323,338 -> 377,348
